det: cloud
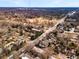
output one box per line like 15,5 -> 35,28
2,0 -> 64,7
48,0 -> 79,7
0,0 -> 79,7
2,0 -> 63,4
2,0 -> 27,4
52,0 -> 63,4
63,2 -> 79,7
1,0 -> 27,6
2,0 -> 25,2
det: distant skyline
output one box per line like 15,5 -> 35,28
0,0 -> 79,7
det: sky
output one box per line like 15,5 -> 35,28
0,0 -> 79,7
